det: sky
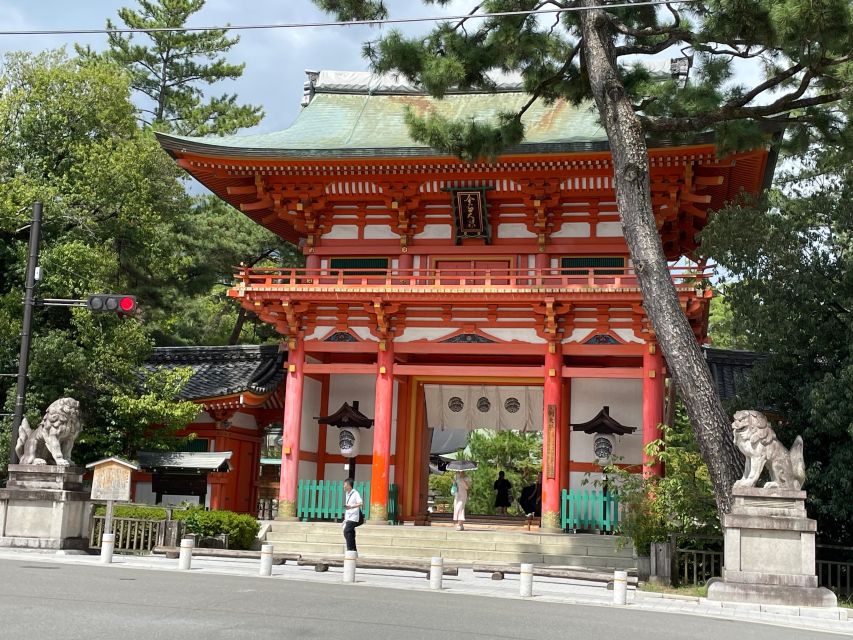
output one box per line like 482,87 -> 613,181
0,0 -> 476,135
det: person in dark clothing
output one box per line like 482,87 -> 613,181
342,478 -> 362,554
493,471 -> 513,515
518,479 -> 542,517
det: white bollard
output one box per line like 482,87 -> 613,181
178,537 -> 194,571
520,563 -> 534,598
342,550 -> 357,583
259,543 -> 274,577
613,570 -> 628,605
429,556 -> 443,590
100,533 -> 115,565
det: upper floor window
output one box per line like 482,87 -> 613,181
329,257 -> 389,275
560,256 -> 626,276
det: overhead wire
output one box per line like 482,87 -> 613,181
0,0 -> 702,36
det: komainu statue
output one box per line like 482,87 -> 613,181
732,409 -> 806,490
15,397 -> 82,466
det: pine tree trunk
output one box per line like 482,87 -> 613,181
579,2 -> 742,514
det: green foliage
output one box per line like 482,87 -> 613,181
435,430 -> 542,515
316,0 -> 853,159
707,292 -> 750,349
93,504 -> 180,520
596,404 -> 718,554
702,156 -> 853,543
87,0 -> 263,135
182,505 -> 260,549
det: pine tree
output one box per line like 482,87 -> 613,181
98,0 -> 263,135
313,0 -> 853,514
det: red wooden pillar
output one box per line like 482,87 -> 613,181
642,341 -> 665,478
277,337 -> 305,519
369,339 -> 395,523
559,376 -> 571,493
541,341 -> 563,530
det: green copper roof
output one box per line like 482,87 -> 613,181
157,91 -> 608,159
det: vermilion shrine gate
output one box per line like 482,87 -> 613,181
157,70 -> 771,529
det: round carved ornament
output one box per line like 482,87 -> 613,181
448,397 -> 464,412
476,397 -> 491,413
504,397 -> 521,413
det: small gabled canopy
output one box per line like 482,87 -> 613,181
85,456 -> 139,471
315,401 -> 373,429
571,406 -> 637,435
137,451 -> 232,473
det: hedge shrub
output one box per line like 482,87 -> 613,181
182,507 -> 260,550
92,504 -> 260,550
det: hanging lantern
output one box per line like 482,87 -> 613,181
571,406 -> 637,467
315,400 -> 374,461
593,434 -> 615,466
339,427 -> 361,458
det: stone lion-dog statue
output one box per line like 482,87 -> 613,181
732,409 -> 805,490
14,397 -> 82,466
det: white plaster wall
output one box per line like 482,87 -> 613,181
414,224 -> 452,239
322,225 -> 359,239
350,327 -> 378,341
300,376 -> 321,452
563,328 -> 594,343
552,222 -> 590,238
396,327 -> 456,342
193,411 -> 214,424
596,221 -> 624,237
613,328 -> 644,344
230,411 -> 257,430
497,223 -> 536,238
325,375 -> 399,457
364,225 -> 398,239
570,378 -> 643,477
304,326 -> 335,340
299,460 -> 317,481
481,328 -> 546,343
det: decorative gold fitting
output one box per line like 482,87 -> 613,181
549,368 -> 556,377
379,366 -> 387,374
649,370 -> 656,378
288,364 -> 296,373
649,343 -> 656,355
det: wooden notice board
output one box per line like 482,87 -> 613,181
546,404 -> 557,480
89,459 -> 135,502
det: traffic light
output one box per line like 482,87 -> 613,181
86,294 -> 137,314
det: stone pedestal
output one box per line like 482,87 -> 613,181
0,465 -> 91,550
708,486 -> 836,607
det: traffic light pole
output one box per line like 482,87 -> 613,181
9,202 -> 42,465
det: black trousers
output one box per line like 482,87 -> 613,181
343,521 -> 358,552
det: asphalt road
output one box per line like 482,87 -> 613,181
0,558 -> 844,640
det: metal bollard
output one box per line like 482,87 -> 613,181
520,563 -> 534,597
429,557 -> 443,590
100,533 -> 115,565
342,550 -> 357,583
612,570 -> 628,605
178,537 -> 194,571
259,543 -> 274,577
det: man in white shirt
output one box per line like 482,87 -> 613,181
342,477 -> 363,553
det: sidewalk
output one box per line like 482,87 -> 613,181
0,547 -> 849,636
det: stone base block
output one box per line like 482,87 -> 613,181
0,535 -> 88,550
708,579 -> 837,608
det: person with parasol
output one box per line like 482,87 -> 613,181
448,460 -> 476,531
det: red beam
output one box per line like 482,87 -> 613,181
394,364 -> 545,378
562,366 -> 642,379
304,363 -> 376,375
395,342 -> 544,355
305,341 -> 378,353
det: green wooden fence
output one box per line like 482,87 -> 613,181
560,489 -> 620,532
297,480 -> 399,523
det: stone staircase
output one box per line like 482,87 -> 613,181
263,521 -> 636,569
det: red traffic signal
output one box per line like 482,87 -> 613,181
87,294 -> 137,314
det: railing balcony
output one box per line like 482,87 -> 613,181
232,266 -> 711,295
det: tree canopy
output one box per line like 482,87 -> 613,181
702,151 -> 853,542
91,0 -> 263,135
313,0 -> 853,515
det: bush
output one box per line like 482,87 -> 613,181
92,504 -> 178,520
181,506 -> 260,550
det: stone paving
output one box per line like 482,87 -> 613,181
0,547 -> 849,635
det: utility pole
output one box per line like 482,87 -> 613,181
9,202 -> 42,465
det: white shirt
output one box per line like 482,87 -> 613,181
343,489 -> 362,524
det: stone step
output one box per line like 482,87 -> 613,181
267,539 -> 636,568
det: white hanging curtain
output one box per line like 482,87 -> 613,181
424,384 -> 544,432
